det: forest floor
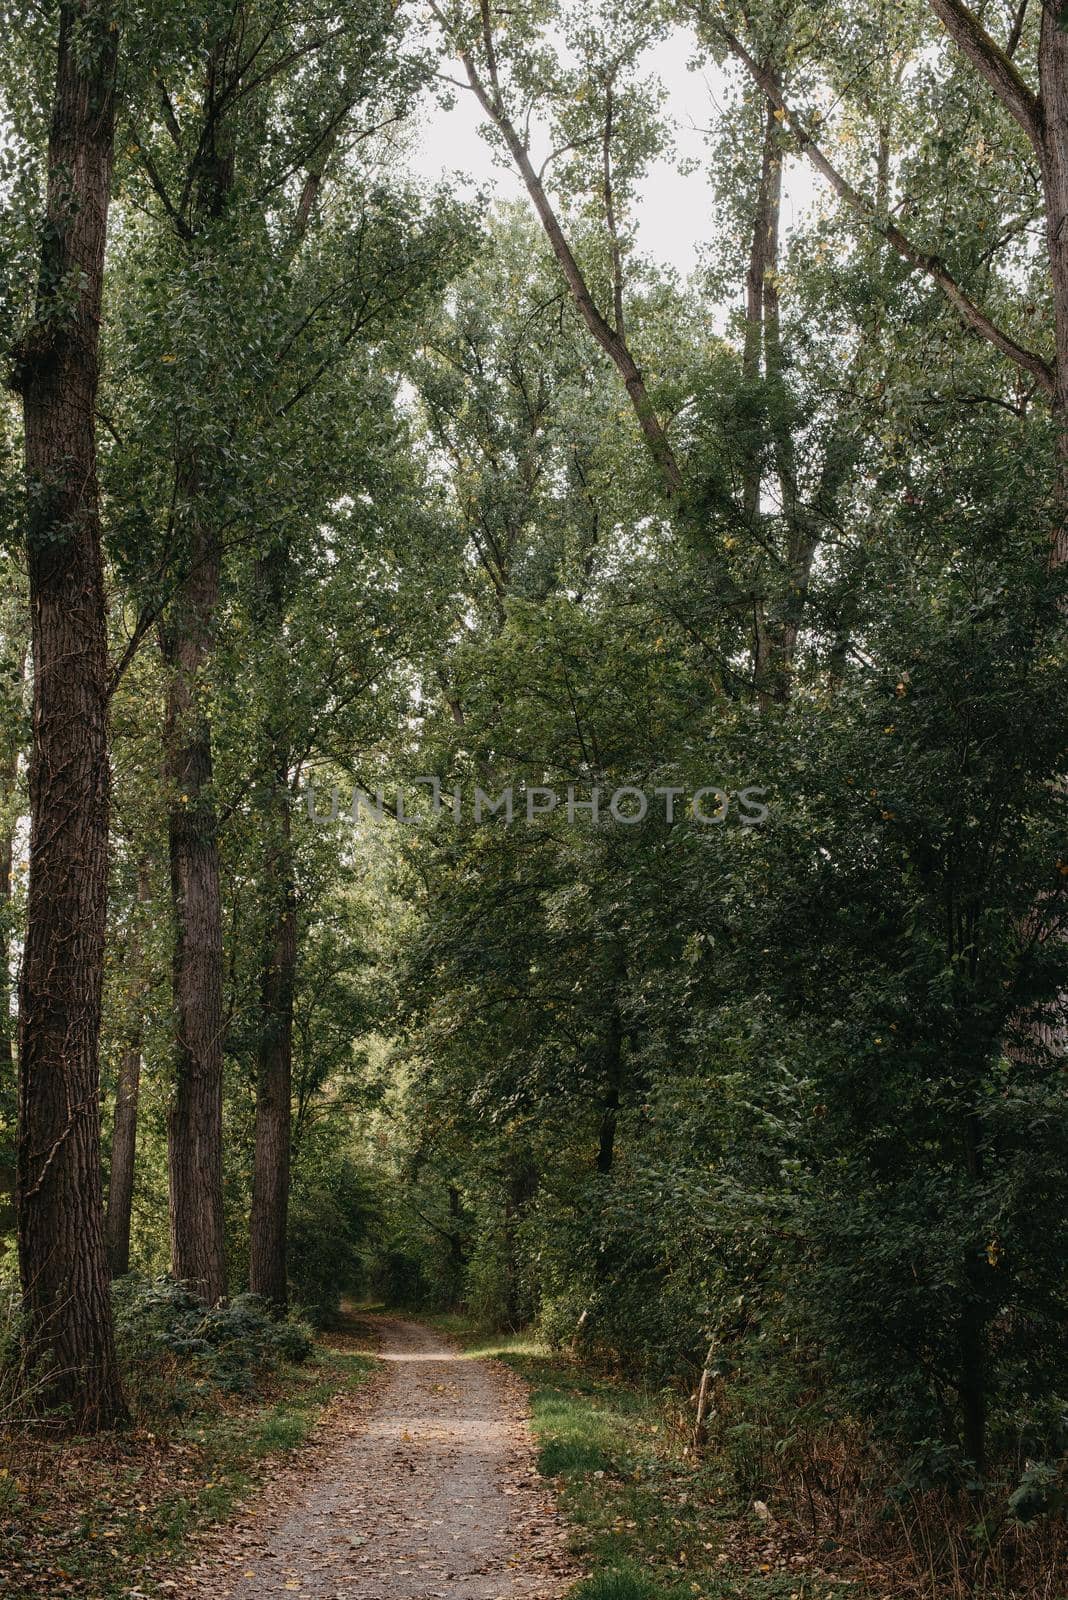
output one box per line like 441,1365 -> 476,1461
0,1311 -> 377,1600
174,1312 -> 871,1600
1,1310 -> 881,1600
177,1313 -> 576,1599
424,1315 -> 874,1600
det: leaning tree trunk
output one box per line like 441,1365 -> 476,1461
12,0 -> 125,1428
249,769 -> 296,1310
160,512 -> 227,1306
104,862 -> 151,1278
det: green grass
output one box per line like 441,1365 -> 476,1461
0,1335 -> 376,1600
429,1315 -> 869,1600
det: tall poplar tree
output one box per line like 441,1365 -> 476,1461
10,0 -> 125,1427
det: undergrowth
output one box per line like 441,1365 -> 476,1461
425,1313 -> 865,1600
430,1313 -> 1068,1600
0,1295 -> 376,1599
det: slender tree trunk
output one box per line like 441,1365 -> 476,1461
105,1038 -> 142,1281
1039,4 -> 1068,566
12,0 -> 125,1428
155,39 -> 238,1308
447,1184 -> 465,1273
160,512 -> 227,1305
247,543 -> 296,1312
0,641 -> 26,1089
0,820 -> 13,1086
0,637 -> 24,1239
249,780 -> 295,1311
742,95 -> 783,704
595,1004 -> 624,1175
502,1164 -> 537,1330
105,862 -> 150,1278
959,1110 -> 988,1478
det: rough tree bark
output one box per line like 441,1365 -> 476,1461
12,0 -> 126,1428
104,862 -> 151,1278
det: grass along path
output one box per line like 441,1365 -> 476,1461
426,1315 -> 871,1600
0,1314 -> 376,1600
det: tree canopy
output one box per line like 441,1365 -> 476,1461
1,0 -> 1068,1587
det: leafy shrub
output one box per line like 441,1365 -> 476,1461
0,1275 -> 19,1374
112,1276 -> 313,1403
1008,1460 -> 1068,1524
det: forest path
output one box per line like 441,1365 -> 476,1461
179,1314 -> 576,1600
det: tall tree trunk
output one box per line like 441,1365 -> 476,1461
248,778 -> 296,1311
1039,3 -> 1068,566
248,544 -> 296,1312
160,512 -> 227,1305
0,640 -> 26,1090
12,0 -> 125,1428
742,94 -> 784,704
155,37 -> 237,1309
105,862 -> 150,1278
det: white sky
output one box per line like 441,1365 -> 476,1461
405,29 -> 819,282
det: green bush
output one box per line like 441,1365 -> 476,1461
112,1276 -> 313,1399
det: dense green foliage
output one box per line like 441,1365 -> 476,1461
1,0 -> 1068,1589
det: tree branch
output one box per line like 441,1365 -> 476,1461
927,0 -> 1042,150
132,130 -> 194,239
1005,0 -> 1029,59
716,23 -> 1055,397
157,79 -> 183,145
428,0 -> 684,498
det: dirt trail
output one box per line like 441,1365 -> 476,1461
179,1315 -> 576,1600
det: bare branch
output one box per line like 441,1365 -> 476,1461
1005,0 -> 1029,59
